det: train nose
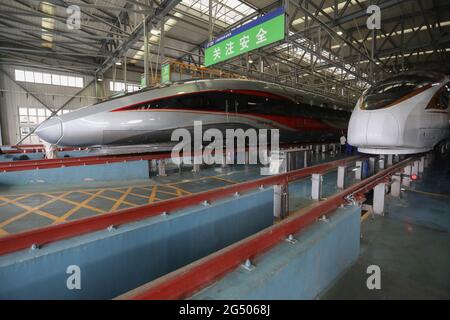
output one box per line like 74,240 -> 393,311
348,110 -> 400,147
35,117 -> 63,144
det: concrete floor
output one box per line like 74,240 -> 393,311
321,155 -> 450,299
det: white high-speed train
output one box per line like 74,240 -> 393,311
348,71 -> 450,154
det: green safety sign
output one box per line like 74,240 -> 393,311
204,8 -> 285,67
161,63 -> 171,83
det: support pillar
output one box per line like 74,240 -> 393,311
412,160 -> 419,176
394,154 -> 400,163
337,165 -> 346,189
402,165 -> 412,187
303,150 -> 308,168
355,161 -> 362,180
369,157 -> 376,175
378,155 -> 385,170
274,184 -> 289,219
391,175 -> 401,197
419,156 -> 425,173
221,153 -> 227,168
387,154 -> 393,166
158,160 -> 167,176
373,183 -> 386,215
311,173 -> 323,200
321,144 -> 327,153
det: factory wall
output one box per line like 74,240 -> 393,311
0,66 -> 143,146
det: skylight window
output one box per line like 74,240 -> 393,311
180,0 -> 255,25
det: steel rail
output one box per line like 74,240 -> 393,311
118,156 -> 417,300
0,152 -> 171,172
1,146 -> 79,154
0,142 -> 336,172
0,155 -> 361,256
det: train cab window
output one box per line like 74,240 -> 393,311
436,86 -> 450,110
362,74 -> 436,110
427,84 -> 450,110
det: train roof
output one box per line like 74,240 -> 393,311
96,78 -> 347,112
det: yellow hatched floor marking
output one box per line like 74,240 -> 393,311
34,209 -> 61,222
128,191 -> 154,200
170,185 -> 192,195
0,193 -> 41,208
156,189 -> 179,196
0,170 -> 248,228
54,189 -> 106,223
149,185 -> 157,203
164,185 -> 193,195
7,194 -> 68,222
0,228 -> 9,236
361,211 -> 372,222
46,193 -> 104,214
210,175 -> 237,185
0,191 -> 73,228
75,190 -> 139,209
110,187 -> 134,212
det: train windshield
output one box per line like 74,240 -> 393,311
362,74 -> 436,110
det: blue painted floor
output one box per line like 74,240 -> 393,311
321,155 -> 450,299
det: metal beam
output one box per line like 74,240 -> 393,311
96,0 -> 181,76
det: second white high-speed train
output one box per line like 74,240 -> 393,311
348,71 -> 450,154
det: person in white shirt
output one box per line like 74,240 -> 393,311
340,132 -> 347,154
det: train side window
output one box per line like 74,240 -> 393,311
176,95 -> 203,109
236,94 -> 267,114
202,92 -> 227,111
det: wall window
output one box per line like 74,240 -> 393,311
109,80 -> 140,93
14,69 -> 84,88
18,107 -> 71,144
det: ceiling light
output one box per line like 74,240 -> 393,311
337,31 -> 343,35
115,61 -> 122,66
